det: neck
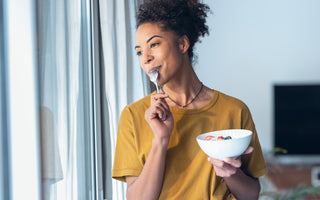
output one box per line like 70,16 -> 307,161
162,82 -> 203,109
162,67 -> 203,108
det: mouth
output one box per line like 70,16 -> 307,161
148,66 -> 161,74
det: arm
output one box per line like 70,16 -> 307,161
208,147 -> 261,200
126,93 -> 173,200
223,168 -> 260,200
126,137 -> 168,200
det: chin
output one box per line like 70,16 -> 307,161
157,80 -> 166,87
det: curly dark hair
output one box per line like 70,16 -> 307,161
136,0 -> 210,61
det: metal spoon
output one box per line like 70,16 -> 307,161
150,71 -> 159,93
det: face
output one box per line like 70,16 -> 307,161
135,23 -> 188,86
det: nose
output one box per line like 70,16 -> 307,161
143,54 -> 153,65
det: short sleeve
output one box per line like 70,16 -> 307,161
112,106 -> 143,182
240,105 -> 268,178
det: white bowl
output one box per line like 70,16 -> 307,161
196,129 -> 252,160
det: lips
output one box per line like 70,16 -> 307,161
148,66 -> 161,74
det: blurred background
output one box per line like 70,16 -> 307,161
1,0 -> 320,199
197,0 -> 320,155
196,2 -> 320,199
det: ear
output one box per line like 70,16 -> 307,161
178,35 -> 190,54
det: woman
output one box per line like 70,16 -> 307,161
112,1 -> 267,199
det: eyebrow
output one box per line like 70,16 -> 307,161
135,35 -> 163,49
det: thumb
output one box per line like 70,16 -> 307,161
242,146 -> 254,155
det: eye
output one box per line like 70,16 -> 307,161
150,43 -> 159,48
136,51 -> 142,56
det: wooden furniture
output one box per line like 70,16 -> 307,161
267,163 -> 312,190
265,159 -> 320,199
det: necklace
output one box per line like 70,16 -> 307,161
161,82 -> 203,109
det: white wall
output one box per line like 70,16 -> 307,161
196,0 -> 320,152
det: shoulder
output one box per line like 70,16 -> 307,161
118,93 -> 153,131
216,90 -> 250,112
127,93 -> 151,111
120,93 -> 152,117
216,90 -> 255,129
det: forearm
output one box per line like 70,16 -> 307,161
126,137 -> 168,200
224,169 -> 260,200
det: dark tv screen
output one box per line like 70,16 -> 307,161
274,84 -> 320,155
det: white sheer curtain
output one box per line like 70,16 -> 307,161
37,0 -> 95,199
98,0 -> 148,199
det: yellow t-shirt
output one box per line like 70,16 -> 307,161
112,90 -> 267,200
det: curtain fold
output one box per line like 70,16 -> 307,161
38,0 -> 148,199
37,0 -> 94,199
98,0 -> 147,199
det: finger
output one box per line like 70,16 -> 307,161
208,158 -> 237,176
151,93 -> 168,103
208,157 -> 224,167
153,104 -> 170,121
159,98 -> 170,110
214,164 -> 237,177
146,105 -> 164,120
223,157 -> 241,168
209,157 -> 240,169
145,108 -> 160,121
152,99 -> 171,120
153,105 -> 165,120
150,94 -> 170,113
147,99 -> 170,121
157,100 -> 170,113
242,146 -> 254,155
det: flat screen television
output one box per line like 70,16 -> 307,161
274,84 -> 320,164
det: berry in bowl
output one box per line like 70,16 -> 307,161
196,129 -> 252,160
